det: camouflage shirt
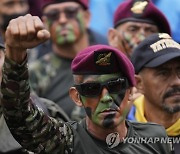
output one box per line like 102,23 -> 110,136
1,57 -> 73,153
29,52 -> 85,120
1,56 -> 172,154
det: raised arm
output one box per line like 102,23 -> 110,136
5,14 -> 50,63
1,14 -> 73,153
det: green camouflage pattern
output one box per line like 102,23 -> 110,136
29,52 -> 61,95
1,57 -> 73,153
29,52 -> 85,120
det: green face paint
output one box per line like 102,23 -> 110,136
123,31 -> 146,51
79,73 -> 127,128
55,24 -> 76,44
76,11 -> 86,34
54,11 -> 86,45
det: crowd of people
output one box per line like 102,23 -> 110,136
0,0 -> 179,154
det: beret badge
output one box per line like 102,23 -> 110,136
95,52 -> 112,66
131,1 -> 148,14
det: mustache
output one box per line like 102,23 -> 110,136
163,87 -> 180,99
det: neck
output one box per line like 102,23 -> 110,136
144,99 -> 180,129
86,117 -> 128,141
52,33 -> 89,59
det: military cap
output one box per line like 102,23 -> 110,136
40,0 -> 89,10
71,44 -> 135,87
131,33 -> 180,74
113,0 -> 171,35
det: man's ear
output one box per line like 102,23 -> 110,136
108,28 -> 118,47
69,87 -> 83,107
135,74 -> 144,94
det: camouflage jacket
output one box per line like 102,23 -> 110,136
29,52 -> 85,120
1,57 -> 73,153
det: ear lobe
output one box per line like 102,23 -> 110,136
69,87 -> 83,107
108,28 -> 118,47
135,74 -> 144,94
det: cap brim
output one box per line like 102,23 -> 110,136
145,51 -> 180,68
114,18 -> 155,28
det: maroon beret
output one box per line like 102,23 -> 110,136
71,45 -> 135,87
114,0 -> 171,35
40,0 -> 89,10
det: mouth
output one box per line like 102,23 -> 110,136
101,107 -> 120,113
59,29 -> 69,35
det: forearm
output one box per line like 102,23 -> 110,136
5,45 -> 27,64
1,56 -> 73,153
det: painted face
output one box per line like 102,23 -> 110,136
140,58 -> 180,114
43,2 -> 86,46
75,74 -> 131,128
116,21 -> 159,57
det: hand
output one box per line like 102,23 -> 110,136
5,14 -> 50,63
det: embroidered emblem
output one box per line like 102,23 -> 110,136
106,132 -> 120,148
150,34 -> 180,52
158,33 -> 171,39
96,52 -> 112,66
131,1 -> 148,14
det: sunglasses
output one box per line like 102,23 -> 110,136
75,77 -> 128,97
43,6 -> 81,21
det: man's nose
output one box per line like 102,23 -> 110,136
171,72 -> 180,87
58,12 -> 68,24
100,87 -> 113,103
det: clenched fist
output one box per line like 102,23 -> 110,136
5,14 -> 50,63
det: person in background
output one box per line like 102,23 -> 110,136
129,33 -> 180,154
1,14 -> 172,153
28,0 -> 108,120
108,0 -> 171,58
28,0 -> 108,61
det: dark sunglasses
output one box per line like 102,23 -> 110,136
43,6 -> 81,21
75,77 -> 129,97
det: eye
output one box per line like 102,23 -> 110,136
64,7 -> 80,19
157,70 -> 169,77
44,10 -> 59,21
145,27 -> 158,34
83,83 -> 100,91
127,26 -> 139,33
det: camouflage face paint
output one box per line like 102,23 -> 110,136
54,11 -> 85,45
122,31 -> 145,51
76,11 -> 86,34
79,74 -> 128,128
56,24 -> 76,44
